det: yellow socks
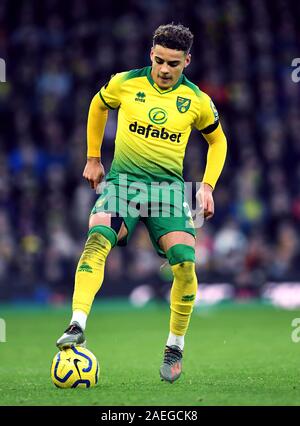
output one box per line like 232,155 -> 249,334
72,231 -> 198,347
72,228 -> 113,315
165,244 -> 198,341
169,261 -> 198,337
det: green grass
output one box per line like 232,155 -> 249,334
0,301 -> 300,406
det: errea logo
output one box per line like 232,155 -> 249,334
135,92 -> 146,102
78,263 -> 93,273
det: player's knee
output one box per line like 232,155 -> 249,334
88,225 -> 117,248
166,244 -> 196,284
166,244 -> 195,266
78,228 -> 112,271
89,212 -> 111,228
172,262 -> 196,285
89,213 -> 124,247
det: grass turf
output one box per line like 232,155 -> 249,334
0,301 -> 299,406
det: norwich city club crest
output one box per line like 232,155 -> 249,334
176,96 -> 191,113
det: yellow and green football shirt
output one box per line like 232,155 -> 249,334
99,66 -> 219,184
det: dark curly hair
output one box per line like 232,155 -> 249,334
153,23 -> 194,54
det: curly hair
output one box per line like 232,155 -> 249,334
153,23 -> 194,54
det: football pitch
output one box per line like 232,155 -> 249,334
0,301 -> 299,406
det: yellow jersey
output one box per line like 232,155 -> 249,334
99,66 -> 219,184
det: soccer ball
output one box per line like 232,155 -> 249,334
50,346 -> 99,388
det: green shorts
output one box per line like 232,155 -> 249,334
90,176 -> 196,257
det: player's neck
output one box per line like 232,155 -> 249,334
149,68 -> 182,93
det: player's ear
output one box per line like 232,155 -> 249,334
184,53 -> 191,68
150,47 -> 154,62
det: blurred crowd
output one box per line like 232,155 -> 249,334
0,0 -> 300,302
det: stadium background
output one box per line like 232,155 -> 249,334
0,0 -> 300,307
1,0 -> 300,408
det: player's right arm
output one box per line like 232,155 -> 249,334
83,73 -> 123,190
83,94 -> 108,189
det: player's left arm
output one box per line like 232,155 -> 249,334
194,94 -> 227,219
200,122 -> 227,219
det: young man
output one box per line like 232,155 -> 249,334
56,23 -> 227,383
